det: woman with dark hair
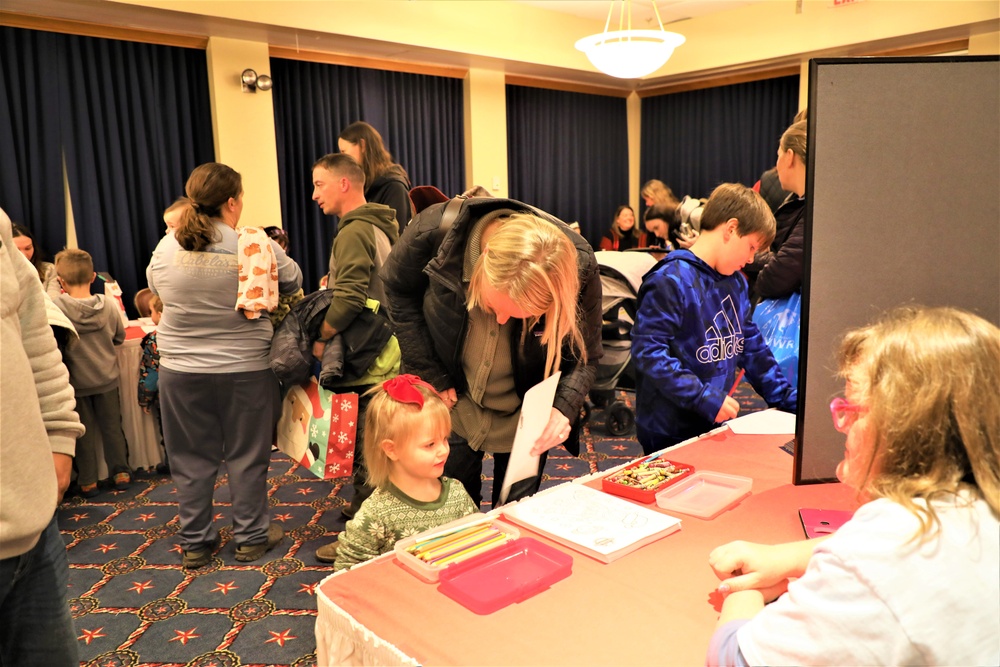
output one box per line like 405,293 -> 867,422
11,223 -> 60,296
338,121 -> 413,230
146,162 -> 302,569
599,205 -> 649,251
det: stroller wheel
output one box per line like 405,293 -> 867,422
606,401 -> 635,437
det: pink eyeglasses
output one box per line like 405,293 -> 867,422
830,397 -> 868,433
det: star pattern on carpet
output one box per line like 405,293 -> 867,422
211,581 -> 239,595
265,629 -> 297,647
58,388 -> 722,666
127,580 -> 154,594
169,628 -> 201,645
78,627 -> 107,645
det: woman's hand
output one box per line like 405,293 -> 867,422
715,395 -> 740,423
531,408 -> 571,456
709,538 -> 824,601
440,387 -> 458,409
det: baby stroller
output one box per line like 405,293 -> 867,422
586,250 -> 658,436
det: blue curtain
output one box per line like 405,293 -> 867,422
506,85 -> 628,248
0,28 -> 68,257
1,26 -> 213,313
640,75 -> 799,201
270,58 -> 464,290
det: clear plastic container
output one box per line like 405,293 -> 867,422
394,515 -> 520,583
655,471 -> 752,519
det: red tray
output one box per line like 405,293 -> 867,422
601,458 -> 695,504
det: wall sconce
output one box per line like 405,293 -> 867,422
241,68 -> 273,93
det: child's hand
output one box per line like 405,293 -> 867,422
142,406 -> 151,415
715,395 -> 740,423
710,538 -> 825,602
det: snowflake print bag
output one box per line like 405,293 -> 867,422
275,375 -> 357,480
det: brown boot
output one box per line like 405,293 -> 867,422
315,540 -> 339,563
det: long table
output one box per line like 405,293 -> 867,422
315,427 -> 858,666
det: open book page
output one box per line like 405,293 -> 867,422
502,483 -> 681,563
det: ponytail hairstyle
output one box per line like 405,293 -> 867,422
175,162 -> 242,252
467,213 -> 587,378
779,119 -> 808,164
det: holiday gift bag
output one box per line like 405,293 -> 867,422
275,375 -> 357,480
752,292 -> 801,388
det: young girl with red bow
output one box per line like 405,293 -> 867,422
333,374 -> 479,571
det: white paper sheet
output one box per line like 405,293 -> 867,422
503,483 -> 682,562
497,371 -> 561,506
726,408 -> 796,435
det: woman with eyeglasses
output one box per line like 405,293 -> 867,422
705,306 -> 999,666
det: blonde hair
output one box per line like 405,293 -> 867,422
467,213 -> 587,378
54,248 -> 93,286
641,179 -> 680,215
362,383 -> 452,489
149,294 -> 163,314
838,306 -> 1000,539
175,162 -> 242,252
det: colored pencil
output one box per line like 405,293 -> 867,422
728,369 -> 746,397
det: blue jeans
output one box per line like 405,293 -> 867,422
0,516 -> 78,666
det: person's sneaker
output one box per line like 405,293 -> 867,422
80,483 -> 100,498
182,536 -> 220,569
234,524 -> 284,563
315,540 -> 339,563
114,471 -> 132,490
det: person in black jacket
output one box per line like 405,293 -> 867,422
381,197 -> 603,508
748,119 -> 807,301
338,121 -> 413,231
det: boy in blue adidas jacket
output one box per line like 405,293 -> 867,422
632,183 -> 797,454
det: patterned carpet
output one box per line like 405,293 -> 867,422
60,386 -> 764,666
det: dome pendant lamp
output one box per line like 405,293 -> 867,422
575,0 -> 686,79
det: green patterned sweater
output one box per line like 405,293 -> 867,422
334,477 -> 479,571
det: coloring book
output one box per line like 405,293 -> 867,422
502,483 -> 682,563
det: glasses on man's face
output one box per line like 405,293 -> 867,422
830,397 -> 868,434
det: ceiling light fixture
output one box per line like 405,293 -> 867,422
575,0 -> 686,79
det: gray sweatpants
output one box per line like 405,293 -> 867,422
159,367 -> 280,550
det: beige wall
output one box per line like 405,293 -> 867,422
205,37 -> 282,230
463,68 -> 508,197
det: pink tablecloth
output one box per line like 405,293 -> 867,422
316,428 -> 858,666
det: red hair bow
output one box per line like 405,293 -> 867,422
382,374 -> 438,408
